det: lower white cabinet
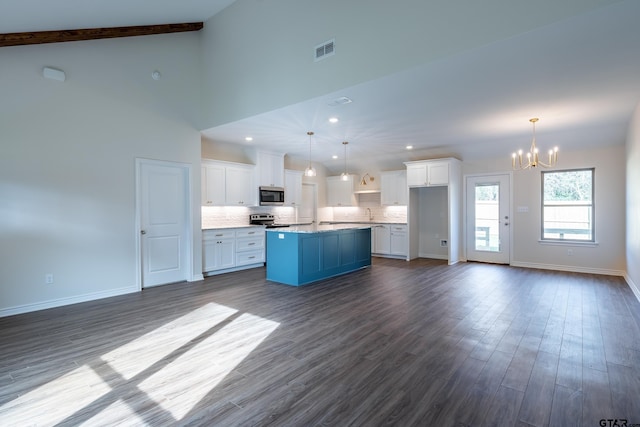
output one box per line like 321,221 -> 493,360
389,225 -> 407,256
235,228 -> 265,267
372,224 -> 407,257
203,228 -> 265,275
203,230 -> 235,271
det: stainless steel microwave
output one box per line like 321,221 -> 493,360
259,186 -> 285,205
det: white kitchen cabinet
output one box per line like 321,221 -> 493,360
326,175 -> 355,206
389,225 -> 408,256
405,160 -> 450,187
203,227 -> 265,275
226,164 -> 256,206
257,151 -> 284,188
372,224 -> 407,257
201,164 -> 225,206
373,225 -> 390,254
284,169 -> 303,207
235,228 -> 265,266
202,160 -> 256,206
203,230 -> 235,272
381,170 -> 408,205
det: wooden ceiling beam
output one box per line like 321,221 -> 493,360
0,22 -> 203,48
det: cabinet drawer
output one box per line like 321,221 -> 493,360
203,230 -> 235,240
236,237 -> 265,251
236,228 -> 265,238
390,225 -> 407,233
236,249 -> 265,266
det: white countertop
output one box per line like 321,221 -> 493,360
202,225 -> 264,231
266,224 -> 372,233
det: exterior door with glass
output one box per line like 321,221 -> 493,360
466,174 -> 510,264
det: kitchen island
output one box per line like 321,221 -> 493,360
266,224 -> 371,286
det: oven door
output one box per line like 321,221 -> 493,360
259,186 -> 285,205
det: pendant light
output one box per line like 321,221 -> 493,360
304,131 -> 316,177
340,141 -> 349,181
512,118 -> 558,170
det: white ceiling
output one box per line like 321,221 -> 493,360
201,1 -> 640,173
2,1 -> 639,174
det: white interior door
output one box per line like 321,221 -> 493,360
299,183 -> 317,224
139,160 -> 190,287
466,174 -> 510,264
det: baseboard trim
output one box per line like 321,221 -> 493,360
190,274 -> 204,282
0,285 -> 139,318
510,261 -> 625,278
624,273 -> 640,303
419,253 -> 449,261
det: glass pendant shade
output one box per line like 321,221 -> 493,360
305,131 -> 316,177
341,141 -> 349,180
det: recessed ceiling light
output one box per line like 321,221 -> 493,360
332,155 -> 338,159
406,145 -> 413,150
329,117 -> 339,123
245,137 -> 253,142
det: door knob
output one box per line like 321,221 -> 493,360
141,230 -> 147,235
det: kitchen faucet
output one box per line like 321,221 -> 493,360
366,208 -> 373,221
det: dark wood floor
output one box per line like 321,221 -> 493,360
1,258 -> 639,426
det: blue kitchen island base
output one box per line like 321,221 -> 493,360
266,226 -> 371,286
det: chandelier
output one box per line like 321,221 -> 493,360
512,118 -> 558,170
304,131 -> 316,177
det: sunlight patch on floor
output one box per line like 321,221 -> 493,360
138,312 -> 280,420
0,364 -> 111,426
101,302 -> 238,379
79,399 -> 146,426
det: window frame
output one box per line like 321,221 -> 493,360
540,167 -> 595,243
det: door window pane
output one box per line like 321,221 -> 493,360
475,184 -> 500,252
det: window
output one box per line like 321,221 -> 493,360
541,168 -> 594,242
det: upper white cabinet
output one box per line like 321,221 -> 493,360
380,170 -> 408,205
405,160 -> 450,187
226,164 -> 256,206
326,175 -> 355,206
284,169 -> 303,207
256,151 -> 284,188
201,163 -> 225,206
202,160 -> 256,206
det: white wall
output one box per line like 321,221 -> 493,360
0,33 -> 203,316
200,0 -> 622,128
626,104 -> 640,299
464,145 -> 626,275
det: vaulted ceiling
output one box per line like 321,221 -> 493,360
3,0 -> 639,173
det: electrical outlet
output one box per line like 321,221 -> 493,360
567,249 -> 574,256
440,239 -> 448,247
45,274 -> 54,284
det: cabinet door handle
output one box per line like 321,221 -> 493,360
249,242 -> 255,246
249,256 -> 255,259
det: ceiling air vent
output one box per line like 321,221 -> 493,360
314,39 -> 335,62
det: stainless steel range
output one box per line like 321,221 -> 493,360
249,213 -> 290,228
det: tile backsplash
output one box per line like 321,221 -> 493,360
201,206 -> 299,228
202,204 -> 407,229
